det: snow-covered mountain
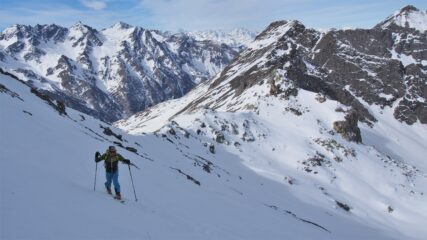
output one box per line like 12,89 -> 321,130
0,22 -> 237,122
115,5 -> 427,239
186,28 -> 258,50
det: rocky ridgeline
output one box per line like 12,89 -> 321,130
183,5 -> 426,126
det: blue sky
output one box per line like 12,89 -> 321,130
1,0 -> 426,31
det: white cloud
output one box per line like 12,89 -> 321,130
81,0 -> 107,11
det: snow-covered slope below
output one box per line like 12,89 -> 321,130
1,67 -> 414,239
116,77 -> 427,240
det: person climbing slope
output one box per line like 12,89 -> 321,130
95,146 -> 131,200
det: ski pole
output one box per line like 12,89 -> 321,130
94,162 -> 98,191
128,164 -> 138,202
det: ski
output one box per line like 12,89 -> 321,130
113,195 -> 126,204
104,191 -> 126,204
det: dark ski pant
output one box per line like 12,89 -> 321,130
105,170 -> 120,194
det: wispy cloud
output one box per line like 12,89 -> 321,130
81,0 -> 107,11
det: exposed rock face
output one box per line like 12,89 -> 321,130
311,26 -> 426,125
333,112 -> 362,143
269,81 -> 281,96
0,22 -> 238,122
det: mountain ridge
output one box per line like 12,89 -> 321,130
123,7 -> 426,128
0,22 -> 240,122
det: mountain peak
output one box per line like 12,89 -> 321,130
111,21 -> 133,29
263,20 -> 305,33
399,5 -> 419,14
1,24 -> 33,39
69,21 -> 89,32
70,21 -> 96,31
71,21 -> 85,28
2,24 -> 20,35
375,5 -> 427,32
253,20 -> 305,44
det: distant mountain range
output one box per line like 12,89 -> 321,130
1,5 -> 426,125
185,28 -> 258,50
0,22 -> 255,122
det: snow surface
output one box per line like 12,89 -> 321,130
116,77 -> 427,239
2,69 -> 422,239
115,80 -> 427,240
390,49 -> 419,67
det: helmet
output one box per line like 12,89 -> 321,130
108,146 -> 116,152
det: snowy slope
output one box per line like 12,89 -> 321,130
115,75 -> 427,240
115,7 -> 427,240
0,68 -> 412,239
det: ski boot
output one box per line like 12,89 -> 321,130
114,192 -> 122,200
106,186 -> 112,195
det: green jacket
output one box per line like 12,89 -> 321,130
96,151 -> 129,172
